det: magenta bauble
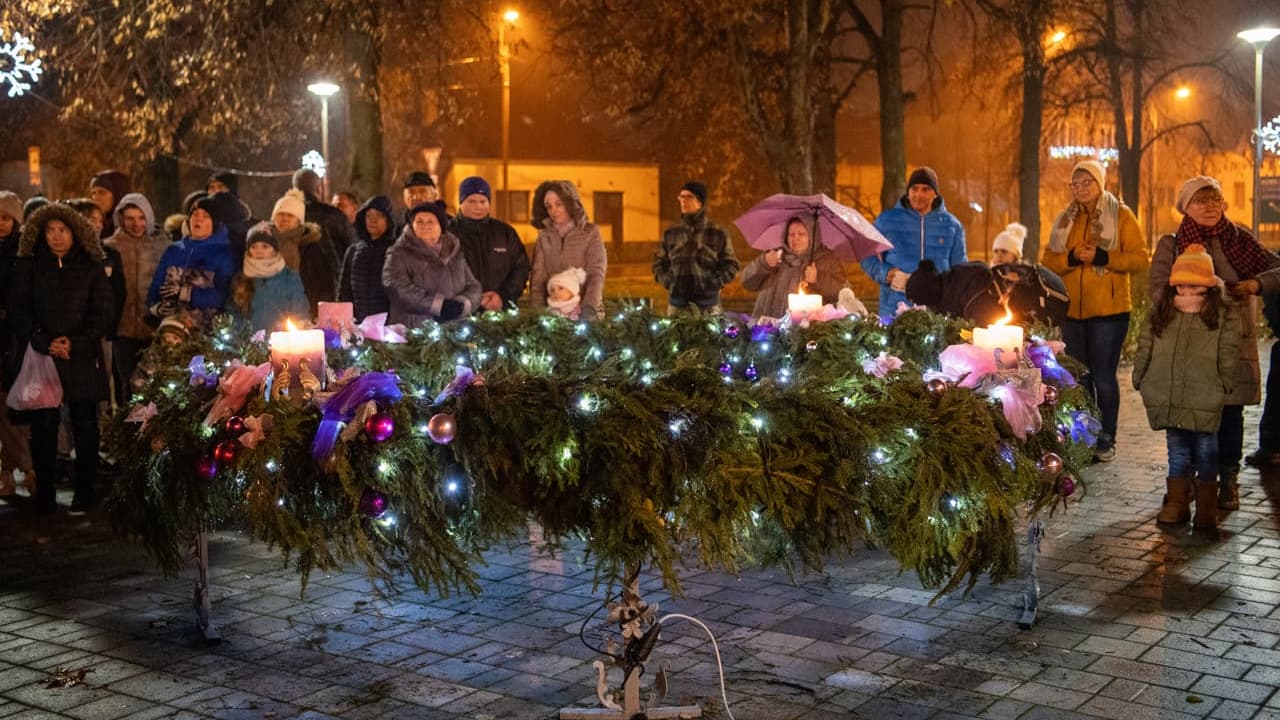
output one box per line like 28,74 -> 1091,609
359,487 -> 389,518
427,413 -> 457,444
1059,475 -> 1076,497
364,411 -> 396,443
225,416 -> 247,436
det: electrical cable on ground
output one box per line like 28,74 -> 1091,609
658,613 -> 735,720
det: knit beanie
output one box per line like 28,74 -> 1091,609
0,191 -> 22,224
907,167 -> 939,194
459,176 -> 491,202
991,222 -> 1027,259
90,170 -> 132,205
1176,176 -> 1223,215
681,181 -> 708,206
272,189 -> 307,224
407,201 -> 448,229
208,171 -> 239,196
548,266 -> 586,296
404,171 -> 435,189
192,195 -> 223,224
245,221 -> 279,252
1072,160 -> 1106,190
1168,243 -> 1217,287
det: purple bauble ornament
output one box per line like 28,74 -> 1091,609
364,411 -> 396,443
724,324 -> 741,339
359,487 -> 389,518
1058,475 -> 1076,498
196,456 -> 218,481
718,362 -> 733,376
427,413 -> 457,444
744,364 -> 759,382
225,416 -> 247,436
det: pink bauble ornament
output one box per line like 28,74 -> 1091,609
1038,452 -> 1063,479
427,413 -> 457,444
364,411 -> 396,443
196,456 -> 218,481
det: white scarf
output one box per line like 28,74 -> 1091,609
1048,191 -> 1122,254
243,254 -> 285,279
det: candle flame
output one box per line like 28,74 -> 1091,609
286,318 -> 298,332
993,306 -> 1013,327
796,282 -> 810,295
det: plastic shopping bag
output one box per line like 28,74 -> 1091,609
5,344 -> 63,411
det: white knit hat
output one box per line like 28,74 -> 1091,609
991,223 -> 1027,259
1072,160 -> 1105,190
1176,176 -> 1223,215
272,188 -> 306,224
548,266 -> 586,296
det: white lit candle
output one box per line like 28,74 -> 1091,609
317,302 -> 354,333
972,324 -> 1024,355
269,319 -> 326,391
788,289 -> 823,319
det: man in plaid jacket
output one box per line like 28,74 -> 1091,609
652,181 -> 740,314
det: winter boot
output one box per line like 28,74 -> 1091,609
1217,467 -> 1240,511
1194,477 -> 1219,531
1157,476 -> 1193,525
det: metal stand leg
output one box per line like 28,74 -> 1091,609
1018,508 -> 1044,630
193,528 -> 222,645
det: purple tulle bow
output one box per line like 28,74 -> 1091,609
749,321 -> 779,342
1070,410 -> 1101,447
311,372 -> 404,460
1026,344 -> 1077,387
322,326 -> 342,351
435,366 -> 481,405
189,355 -> 216,387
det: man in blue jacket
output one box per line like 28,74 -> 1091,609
861,167 -> 967,316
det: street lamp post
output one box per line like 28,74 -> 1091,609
307,81 -> 340,198
498,9 -> 519,220
1145,85 -> 1192,249
1238,27 -> 1280,240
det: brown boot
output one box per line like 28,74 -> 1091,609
1194,477 -> 1218,531
1217,467 -> 1240,511
1157,476 -> 1193,525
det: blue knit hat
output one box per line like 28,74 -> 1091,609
459,176 -> 491,202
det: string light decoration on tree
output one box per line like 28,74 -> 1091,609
105,307 -> 1097,601
0,32 -> 42,98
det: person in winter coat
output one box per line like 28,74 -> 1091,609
88,170 -> 132,239
653,181 -> 739,315
861,167 -> 967,316
293,169 -> 350,291
1043,160 -> 1146,464
147,195 -> 235,328
529,180 -> 607,320
740,216 -> 847,320
227,222 -> 310,332
203,190 -> 252,270
1133,244 -> 1241,533
67,198 -> 125,337
6,203 -> 114,514
270,189 -> 332,312
449,176 -> 530,311
547,267 -> 586,320
339,196 -> 397,322
0,190 -> 35,497
104,193 -> 168,403
906,259 -> 1068,328
1149,175 -> 1280,511
402,171 -> 440,225
383,202 -> 481,327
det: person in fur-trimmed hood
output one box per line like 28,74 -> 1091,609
7,202 -> 115,514
529,180 -> 607,320
269,189 -> 332,312
383,202 -> 482,327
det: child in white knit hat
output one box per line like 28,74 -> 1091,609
991,222 -> 1027,266
547,267 -> 587,320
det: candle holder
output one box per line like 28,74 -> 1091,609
996,347 -> 1042,404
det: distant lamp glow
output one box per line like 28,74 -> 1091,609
301,150 -> 327,179
306,81 -> 339,97
1237,28 -> 1280,46
502,9 -> 520,23
1049,30 -> 1067,44
1174,85 -> 1192,100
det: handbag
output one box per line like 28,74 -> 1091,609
5,343 -> 63,411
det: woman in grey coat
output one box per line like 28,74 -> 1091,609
529,181 -> 607,320
382,203 -> 481,328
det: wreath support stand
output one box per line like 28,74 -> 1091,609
193,527 -> 221,644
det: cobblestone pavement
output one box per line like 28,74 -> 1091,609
4,349 -> 1280,720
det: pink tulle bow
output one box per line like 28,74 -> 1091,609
125,402 -> 158,431
861,351 -> 903,379
935,343 -> 999,389
203,361 -> 272,426
987,380 -> 1043,440
238,414 -> 273,449
357,313 -> 407,344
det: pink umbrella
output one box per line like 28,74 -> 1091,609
734,193 -> 892,262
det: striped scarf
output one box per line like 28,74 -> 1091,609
1175,214 -> 1275,280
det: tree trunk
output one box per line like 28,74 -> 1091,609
1017,7 -> 1047,262
143,154 -> 181,219
812,91 -> 838,196
346,28 -> 384,200
877,0 -> 906,212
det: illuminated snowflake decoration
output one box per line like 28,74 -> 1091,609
301,150 -> 327,179
1261,115 -> 1280,157
1,33 -> 43,98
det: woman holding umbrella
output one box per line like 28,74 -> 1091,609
740,216 -> 846,319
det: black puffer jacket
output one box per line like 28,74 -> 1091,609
449,214 -> 530,307
906,260 -> 1069,327
305,192 -> 353,293
338,196 -> 396,321
6,203 -> 114,403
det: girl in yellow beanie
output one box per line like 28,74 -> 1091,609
1132,244 -> 1240,533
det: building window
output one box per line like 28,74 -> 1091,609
593,191 -> 624,244
1235,182 -> 1246,210
495,190 -> 530,223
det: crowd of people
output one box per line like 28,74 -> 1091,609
0,160 -> 1277,535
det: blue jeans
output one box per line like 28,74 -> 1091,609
1167,429 -> 1218,482
1062,314 -> 1130,451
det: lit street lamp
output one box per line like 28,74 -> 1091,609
1238,27 -> 1280,239
307,81 -> 340,197
499,9 -> 519,220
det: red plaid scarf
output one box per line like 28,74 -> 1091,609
1175,214 -> 1275,280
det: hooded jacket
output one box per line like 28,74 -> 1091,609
339,196 -> 396,321
1133,299 -> 1241,432
6,203 -> 114,402
147,224 -> 235,324
106,193 -> 169,340
382,227 -> 482,328
449,213 -> 530,307
529,181 -> 607,320
863,194 -> 967,313
740,222 -> 846,319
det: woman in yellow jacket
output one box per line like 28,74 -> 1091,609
1043,160 -> 1146,463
